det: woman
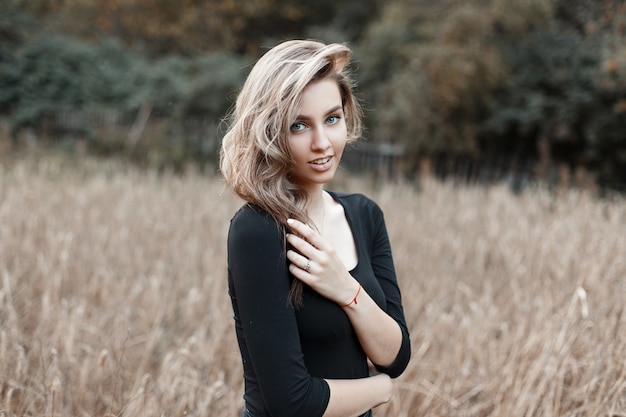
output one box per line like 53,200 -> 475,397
220,40 -> 411,417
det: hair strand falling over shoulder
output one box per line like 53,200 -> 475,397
220,39 -> 363,306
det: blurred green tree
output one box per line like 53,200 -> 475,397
3,33 -> 245,141
3,0 -> 626,185
354,0 -> 625,188
482,0 -> 626,187
37,0 -> 380,57
355,0 -> 552,166
483,29 -> 599,161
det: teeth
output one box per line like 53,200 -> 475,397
311,157 -> 331,164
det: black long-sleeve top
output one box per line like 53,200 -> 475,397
227,191 -> 411,417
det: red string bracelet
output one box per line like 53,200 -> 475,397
342,283 -> 362,307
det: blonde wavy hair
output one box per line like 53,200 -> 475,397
220,40 -> 363,305
220,39 -> 363,227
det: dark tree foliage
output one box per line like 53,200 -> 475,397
2,0 -> 625,185
482,3 -> 626,188
29,0 -> 381,57
483,29 -> 600,159
354,0 -> 550,163
3,33 -> 246,142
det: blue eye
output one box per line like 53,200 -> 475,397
290,122 -> 306,132
327,115 -> 340,124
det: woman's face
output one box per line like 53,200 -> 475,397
288,78 -> 347,193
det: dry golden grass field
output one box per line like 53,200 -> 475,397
1,156 -> 625,417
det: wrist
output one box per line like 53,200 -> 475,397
373,373 -> 393,404
340,280 -> 362,308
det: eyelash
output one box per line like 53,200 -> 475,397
327,115 -> 340,124
291,122 -> 306,132
290,115 -> 341,132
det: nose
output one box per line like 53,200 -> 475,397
311,127 -> 331,151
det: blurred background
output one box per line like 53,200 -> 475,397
1,0 -> 626,191
2,3 -> 626,415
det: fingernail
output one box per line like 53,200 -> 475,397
287,219 -> 294,224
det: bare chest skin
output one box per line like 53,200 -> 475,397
322,199 -> 358,271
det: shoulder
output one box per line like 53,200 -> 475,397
229,203 -> 283,243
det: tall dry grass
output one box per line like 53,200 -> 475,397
0,157 -> 624,417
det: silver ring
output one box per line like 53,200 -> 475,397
304,260 -> 311,272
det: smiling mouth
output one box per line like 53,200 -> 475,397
310,156 -> 332,165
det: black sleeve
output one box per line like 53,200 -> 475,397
367,201 -> 412,378
228,206 -> 330,417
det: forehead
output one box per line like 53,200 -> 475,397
297,79 -> 342,115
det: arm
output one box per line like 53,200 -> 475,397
360,204 -> 411,376
230,207 -> 396,417
229,208 -> 329,417
340,279 -> 403,368
286,204 -> 410,377
323,374 -> 393,417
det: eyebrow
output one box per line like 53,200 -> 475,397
294,105 -> 343,121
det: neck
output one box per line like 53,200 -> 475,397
306,188 -> 326,232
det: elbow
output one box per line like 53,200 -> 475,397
375,329 -> 411,379
264,377 -> 330,417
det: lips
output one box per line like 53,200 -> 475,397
309,156 -> 332,165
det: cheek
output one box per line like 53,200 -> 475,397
331,127 -> 348,152
335,142 -> 346,161
288,138 -> 308,161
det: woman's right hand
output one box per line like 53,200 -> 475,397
286,218 -> 359,305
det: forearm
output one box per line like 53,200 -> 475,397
284,216 -> 407,370
323,374 -> 393,417
341,280 -> 403,367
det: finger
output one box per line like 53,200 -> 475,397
286,232 -> 316,258
287,257 -> 315,284
287,218 -> 324,248
286,218 -> 313,235
289,262 -> 310,282
286,249 -> 311,271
